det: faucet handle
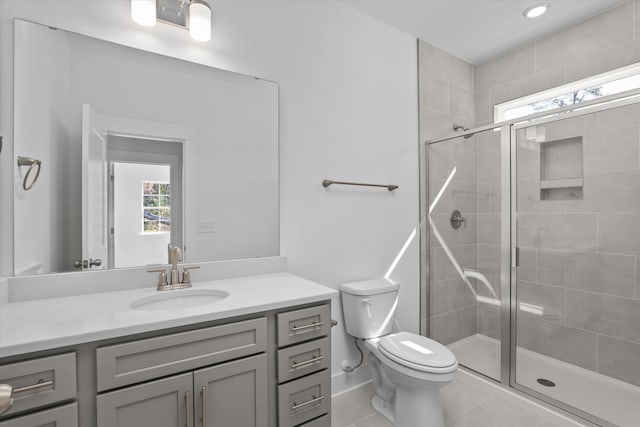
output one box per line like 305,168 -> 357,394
181,266 -> 201,285
147,268 -> 169,290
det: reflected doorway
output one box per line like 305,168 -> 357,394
107,135 -> 183,269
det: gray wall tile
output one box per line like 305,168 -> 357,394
461,304 -> 478,337
565,289 -> 640,343
431,278 -> 477,315
430,309 -> 463,345
421,73 -> 449,113
534,1 -> 634,71
508,65 -> 566,101
478,303 -> 500,340
517,316 -> 597,370
565,40 -> 640,82
596,102 -> 640,132
477,213 -> 501,245
517,247 -> 537,283
450,85 -> 476,124
517,281 -> 565,324
476,91 -> 493,126
537,250 -> 636,298
583,127 -> 639,174
599,213 -> 640,255
597,334 -> 640,386
477,43 -> 535,91
584,171 -> 640,213
518,213 -> 597,252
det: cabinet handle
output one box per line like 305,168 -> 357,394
185,391 -> 191,427
291,355 -> 324,369
291,321 -> 324,332
201,386 -> 207,427
291,395 -> 324,411
0,380 -> 53,416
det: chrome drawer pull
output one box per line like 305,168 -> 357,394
291,321 -> 324,332
0,380 -> 53,416
185,391 -> 191,427
291,356 -> 324,369
13,380 -> 54,395
291,395 -> 324,411
201,386 -> 207,427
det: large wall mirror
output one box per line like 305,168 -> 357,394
13,19 -> 279,276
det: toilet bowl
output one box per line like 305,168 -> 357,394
340,278 -> 458,427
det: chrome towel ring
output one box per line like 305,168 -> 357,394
17,156 -> 42,191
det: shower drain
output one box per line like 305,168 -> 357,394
536,378 -> 556,387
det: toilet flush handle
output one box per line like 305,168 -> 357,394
362,297 -> 372,305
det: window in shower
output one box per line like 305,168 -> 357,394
495,62 -> 640,122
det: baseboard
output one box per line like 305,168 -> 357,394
331,367 -> 371,397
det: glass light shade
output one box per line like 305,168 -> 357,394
189,1 -> 211,42
131,0 -> 156,27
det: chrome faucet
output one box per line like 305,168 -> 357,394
168,244 -> 182,286
147,245 -> 200,291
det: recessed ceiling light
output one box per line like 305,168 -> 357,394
523,3 -> 550,19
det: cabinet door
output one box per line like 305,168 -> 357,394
97,372 -> 192,427
194,354 -> 267,427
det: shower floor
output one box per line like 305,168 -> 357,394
449,334 -> 640,427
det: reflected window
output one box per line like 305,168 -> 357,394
142,181 -> 171,233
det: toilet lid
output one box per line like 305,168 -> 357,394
378,332 -> 457,373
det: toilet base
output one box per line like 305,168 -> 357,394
371,394 -> 395,424
370,380 -> 446,427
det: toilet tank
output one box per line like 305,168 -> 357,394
339,278 -> 400,339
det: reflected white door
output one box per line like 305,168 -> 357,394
82,104 -> 108,270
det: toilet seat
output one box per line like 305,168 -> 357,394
377,332 -> 457,374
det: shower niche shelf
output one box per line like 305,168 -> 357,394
539,136 -> 583,201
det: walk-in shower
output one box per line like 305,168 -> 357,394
421,89 -> 640,427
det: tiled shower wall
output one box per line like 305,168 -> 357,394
422,1 -> 640,379
514,104 -> 640,387
418,40 -> 480,344
474,0 -> 640,386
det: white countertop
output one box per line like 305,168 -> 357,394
0,272 -> 337,358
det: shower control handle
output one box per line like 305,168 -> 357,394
450,210 -> 466,229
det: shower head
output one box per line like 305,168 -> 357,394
453,124 -> 474,139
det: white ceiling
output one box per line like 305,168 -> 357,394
340,0 -> 627,64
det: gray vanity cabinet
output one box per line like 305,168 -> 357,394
96,373 -> 192,427
194,354 -> 267,427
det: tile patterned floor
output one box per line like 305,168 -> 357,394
331,370 -> 587,427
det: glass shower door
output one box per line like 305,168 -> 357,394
427,127 -> 506,381
513,100 -> 640,426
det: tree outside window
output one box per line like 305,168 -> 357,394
142,181 -> 171,233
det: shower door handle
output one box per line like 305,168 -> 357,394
512,247 -> 519,268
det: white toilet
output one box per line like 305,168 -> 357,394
340,278 -> 458,427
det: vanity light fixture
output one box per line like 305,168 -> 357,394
131,0 -> 157,27
523,3 -> 550,19
131,0 -> 212,42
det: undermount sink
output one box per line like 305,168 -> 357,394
130,289 -> 229,311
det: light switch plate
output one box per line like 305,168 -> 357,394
197,220 -> 216,233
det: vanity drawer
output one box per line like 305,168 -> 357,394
277,304 -> 330,347
298,414 -> 330,427
0,402 -> 77,427
96,317 -> 266,392
278,370 -> 330,427
0,353 -> 76,417
277,337 -> 330,383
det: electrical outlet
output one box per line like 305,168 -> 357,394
197,220 -> 216,233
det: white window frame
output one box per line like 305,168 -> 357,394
141,180 -> 171,234
495,62 -> 640,123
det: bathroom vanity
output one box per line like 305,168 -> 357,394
0,271 -> 336,427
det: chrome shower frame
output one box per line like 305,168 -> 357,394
420,87 -> 640,427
